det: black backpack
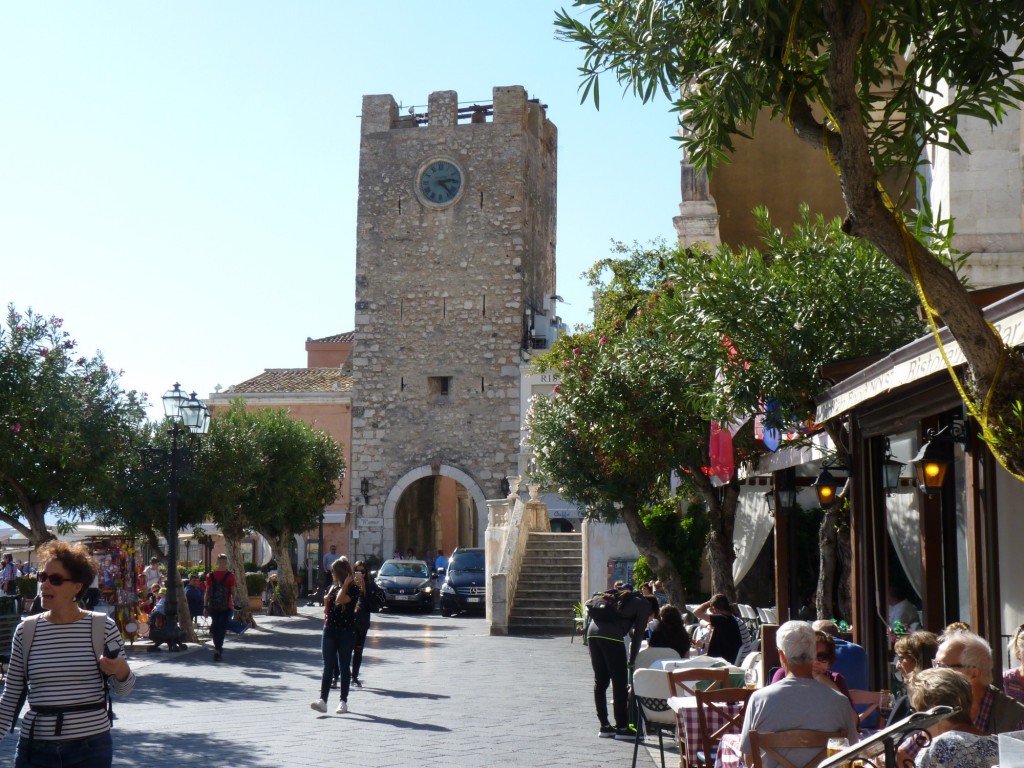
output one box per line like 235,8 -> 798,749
207,573 -> 231,612
585,590 -> 624,624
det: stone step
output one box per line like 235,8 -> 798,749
518,578 -> 578,587
524,561 -> 581,573
511,602 -> 576,616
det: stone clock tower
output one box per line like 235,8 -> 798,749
350,86 -> 557,560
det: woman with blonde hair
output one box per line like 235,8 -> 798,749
0,541 -> 135,767
909,668 -> 998,768
310,557 -> 360,715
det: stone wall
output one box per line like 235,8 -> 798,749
351,86 -> 557,558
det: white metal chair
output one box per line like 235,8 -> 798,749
635,645 -> 682,669
631,668 -> 677,768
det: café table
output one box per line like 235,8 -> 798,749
667,695 -> 746,768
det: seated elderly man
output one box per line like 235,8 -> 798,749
898,630 -> 1024,764
740,620 -> 859,768
936,630 -> 1024,733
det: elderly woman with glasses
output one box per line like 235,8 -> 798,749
1004,625 -> 1024,703
770,630 -> 856,707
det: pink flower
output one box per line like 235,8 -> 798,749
599,336 -> 609,347
562,360 -> 571,368
10,423 -> 21,433
573,347 -> 581,358
552,385 -> 560,394
37,348 -> 48,357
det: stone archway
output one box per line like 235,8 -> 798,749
382,465 -> 488,560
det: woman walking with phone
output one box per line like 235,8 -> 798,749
311,557 -> 360,715
0,541 -> 135,767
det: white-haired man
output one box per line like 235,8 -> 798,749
740,620 -> 859,768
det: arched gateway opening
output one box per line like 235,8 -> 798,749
382,465 -> 487,560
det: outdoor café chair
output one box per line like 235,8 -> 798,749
630,668 -> 677,768
668,666 -> 730,697
695,687 -> 753,768
748,729 -> 845,768
635,645 -> 682,669
847,689 -> 882,728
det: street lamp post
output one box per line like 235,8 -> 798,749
144,383 -> 209,651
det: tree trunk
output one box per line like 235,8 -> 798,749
693,471 -> 739,600
816,507 -> 840,620
174,573 -> 198,644
818,0 -> 1024,478
223,534 -> 257,628
0,491 -> 55,547
618,504 -> 689,607
262,529 -> 299,616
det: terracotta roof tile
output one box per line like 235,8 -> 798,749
228,368 -> 353,394
307,332 -> 355,344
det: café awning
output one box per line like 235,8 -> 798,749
815,288 -> 1024,423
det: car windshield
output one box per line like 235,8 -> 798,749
380,561 -> 429,578
450,551 -> 485,572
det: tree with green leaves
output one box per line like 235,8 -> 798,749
199,402 -> 344,618
556,0 -> 1024,479
0,305 -> 144,545
95,419 -> 209,642
529,211 -> 922,608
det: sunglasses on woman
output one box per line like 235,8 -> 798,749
38,572 -> 72,586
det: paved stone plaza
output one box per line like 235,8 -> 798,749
0,606 -> 661,767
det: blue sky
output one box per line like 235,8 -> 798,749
1,2 -> 682,414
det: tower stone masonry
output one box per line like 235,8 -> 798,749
351,85 -> 557,558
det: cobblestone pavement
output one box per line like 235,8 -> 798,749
0,605 -> 663,767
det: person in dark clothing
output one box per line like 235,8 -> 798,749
586,585 -> 651,741
648,604 -> 691,658
350,560 -> 378,688
204,554 -> 236,662
184,574 -> 205,622
693,593 -> 742,664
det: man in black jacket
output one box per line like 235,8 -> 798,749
585,584 -> 651,740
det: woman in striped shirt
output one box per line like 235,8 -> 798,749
0,541 -> 135,767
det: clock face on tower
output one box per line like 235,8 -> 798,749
415,158 -> 464,208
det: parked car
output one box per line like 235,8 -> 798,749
439,547 -> 486,617
374,559 -> 434,612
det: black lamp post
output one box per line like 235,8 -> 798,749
143,383 -> 209,651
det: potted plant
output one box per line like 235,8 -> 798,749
245,572 -> 267,612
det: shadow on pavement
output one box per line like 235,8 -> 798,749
337,712 -> 450,732
361,687 -> 449,702
113,730 -> 282,767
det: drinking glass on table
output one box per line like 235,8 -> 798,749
878,690 -> 895,725
744,667 -> 758,689
827,737 -> 850,764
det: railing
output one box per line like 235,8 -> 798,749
485,482 -> 550,635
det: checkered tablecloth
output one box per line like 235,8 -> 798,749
716,733 -> 745,768
668,696 -> 744,767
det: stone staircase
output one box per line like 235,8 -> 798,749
508,532 -> 582,635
